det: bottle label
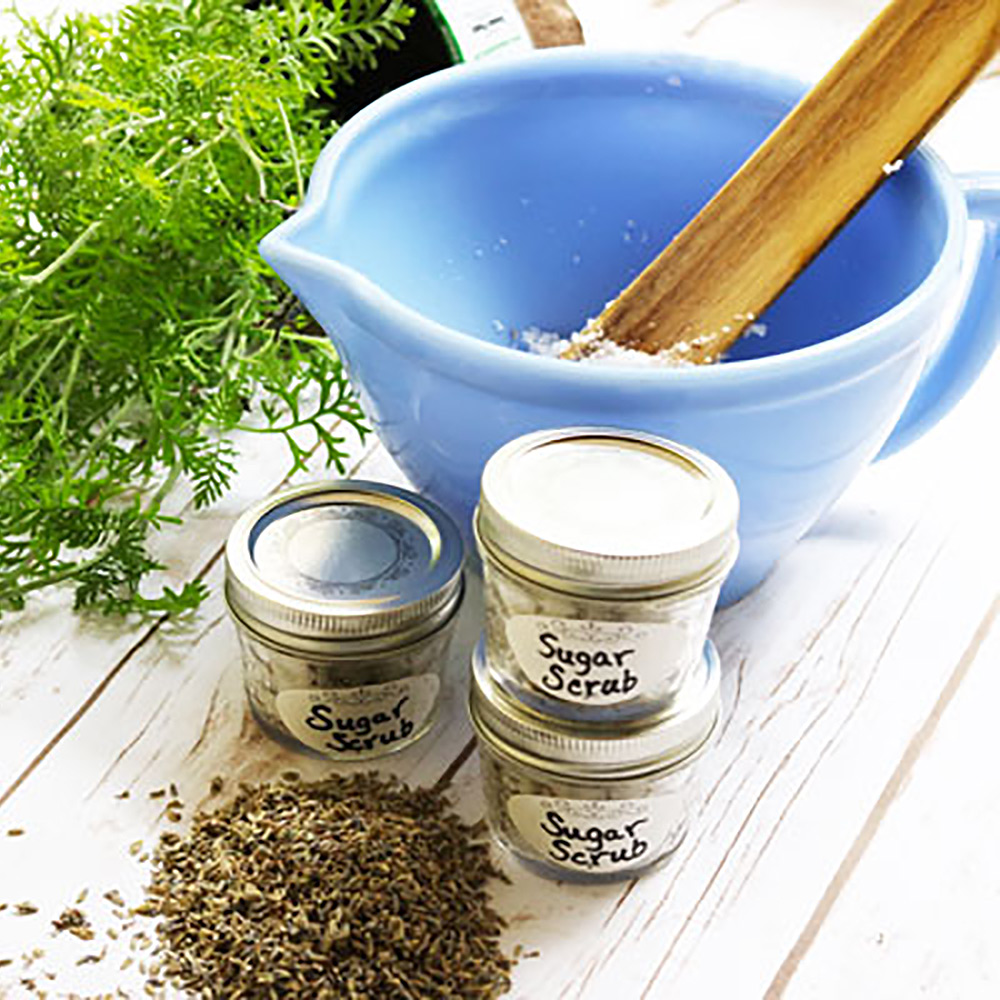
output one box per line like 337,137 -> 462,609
276,675 -> 439,758
507,794 -> 688,874
505,615 -> 688,705
430,0 -> 534,62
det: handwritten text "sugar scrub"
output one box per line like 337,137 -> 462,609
540,809 -> 649,870
305,696 -> 414,754
535,632 -> 638,699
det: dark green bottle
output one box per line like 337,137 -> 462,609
333,0 -> 582,120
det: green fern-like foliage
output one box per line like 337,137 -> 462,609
0,0 -> 413,617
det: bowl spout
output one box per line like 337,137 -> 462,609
259,226 -> 355,342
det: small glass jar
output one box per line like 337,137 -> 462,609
470,637 -> 721,882
475,427 -> 738,721
225,480 -> 464,761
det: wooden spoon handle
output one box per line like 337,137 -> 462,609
597,0 -> 1000,361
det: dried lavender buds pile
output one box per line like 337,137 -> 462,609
144,772 -> 511,999
1,774 -> 513,998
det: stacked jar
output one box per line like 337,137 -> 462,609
469,428 -> 739,882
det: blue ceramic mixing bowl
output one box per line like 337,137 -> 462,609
260,50 -> 1000,604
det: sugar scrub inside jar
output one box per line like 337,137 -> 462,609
475,428 -> 738,722
470,637 -> 721,882
225,481 -> 464,760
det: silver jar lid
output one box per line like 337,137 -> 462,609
470,637 -> 721,779
225,481 -> 464,644
475,428 -> 739,594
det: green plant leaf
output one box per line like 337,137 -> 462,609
0,0 -> 408,619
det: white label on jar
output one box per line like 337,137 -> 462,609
432,0 -> 534,62
507,794 -> 688,874
276,675 -> 439,758
505,616 -> 688,705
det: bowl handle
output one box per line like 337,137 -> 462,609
877,171 -> 1000,460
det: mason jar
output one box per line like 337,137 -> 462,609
470,637 -> 721,882
225,480 -> 464,760
475,427 -> 738,722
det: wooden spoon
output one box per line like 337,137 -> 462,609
587,0 -> 1000,363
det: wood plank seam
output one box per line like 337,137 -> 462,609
758,669 -> 811,731
85,682 -> 178,802
561,553 -> 900,997
181,668 -> 227,764
714,654 -> 748,745
729,536 -> 950,903
570,642 -> 820,995
763,592 -> 1000,998
625,512 -> 944,996
601,881 -> 639,930
85,611 -> 230,802
698,520 -> 923,847
432,738 -> 478,794
685,0 -> 748,39
634,701 -> 831,1000
766,580 -> 859,700
633,524 -> 950,995
695,654 -> 751,821
0,614 -> 168,813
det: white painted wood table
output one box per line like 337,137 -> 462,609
3,1 -> 1000,997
